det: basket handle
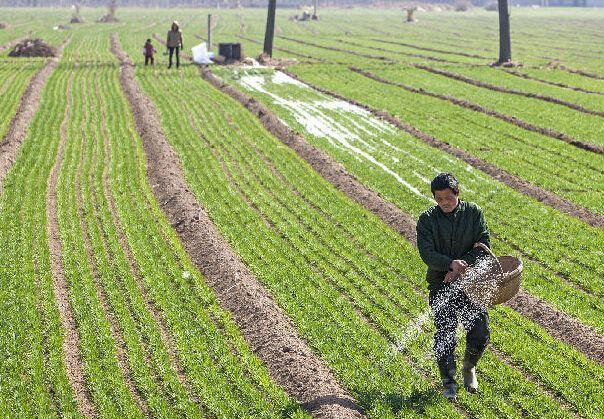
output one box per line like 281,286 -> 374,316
473,242 -> 496,258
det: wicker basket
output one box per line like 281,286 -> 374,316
462,243 -> 522,307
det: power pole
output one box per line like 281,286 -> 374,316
263,0 -> 277,57
497,0 -> 511,64
207,14 -> 212,50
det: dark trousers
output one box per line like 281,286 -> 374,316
168,46 -> 180,68
429,284 -> 490,363
144,55 -> 154,66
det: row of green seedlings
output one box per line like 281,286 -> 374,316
279,63 -> 604,327
330,62 -> 604,214
0,35 -> 305,417
362,63 -> 604,147
0,61 -> 45,138
134,62 -> 603,417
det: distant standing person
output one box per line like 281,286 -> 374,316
166,21 -> 184,69
143,38 -> 155,66
416,173 -> 491,401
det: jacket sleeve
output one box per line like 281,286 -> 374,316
461,206 -> 490,266
416,213 -> 453,272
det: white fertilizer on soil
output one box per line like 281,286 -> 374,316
239,71 -> 433,201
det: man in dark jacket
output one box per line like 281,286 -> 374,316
416,173 -> 490,401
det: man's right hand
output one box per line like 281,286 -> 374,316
450,259 -> 468,273
444,270 -> 459,283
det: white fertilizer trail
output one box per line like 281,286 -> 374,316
239,71 -> 432,201
393,256 -> 498,359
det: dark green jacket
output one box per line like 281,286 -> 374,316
416,200 -> 490,290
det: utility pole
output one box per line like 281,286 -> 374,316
207,14 -> 212,50
263,0 -> 277,57
497,0 -> 511,64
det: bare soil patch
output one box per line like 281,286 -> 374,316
211,66 -> 604,366
112,34 -> 363,419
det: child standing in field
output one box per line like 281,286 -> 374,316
143,39 -> 155,66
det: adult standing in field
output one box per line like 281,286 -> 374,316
166,21 -> 184,69
416,173 -> 491,401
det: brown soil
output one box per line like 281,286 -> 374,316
0,22 -> 9,29
504,70 -> 604,96
1,38 -> 68,193
350,67 -> 604,155
8,38 -> 56,57
212,66 -> 604,366
282,68 -> 604,229
111,34 -> 364,419
46,74 -> 97,418
507,290 -> 604,364
415,65 -> 604,118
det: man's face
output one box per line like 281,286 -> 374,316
433,188 -> 459,213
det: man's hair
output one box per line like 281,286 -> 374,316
146,38 -> 151,42
431,173 -> 459,195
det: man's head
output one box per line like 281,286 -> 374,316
171,21 -> 179,31
431,173 -> 460,213
146,38 -> 151,43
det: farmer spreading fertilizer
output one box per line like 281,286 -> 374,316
416,173 -> 491,401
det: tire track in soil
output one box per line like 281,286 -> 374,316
200,66 -> 604,367
0,37 -> 70,193
111,34 -> 364,419
350,66 -> 604,155
97,73 -> 200,409
46,73 -> 97,418
504,69 -> 604,96
74,71 -> 150,417
415,65 -> 604,118
282,68 -> 604,230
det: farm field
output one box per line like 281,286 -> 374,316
0,5 -> 603,418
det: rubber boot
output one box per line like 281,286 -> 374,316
438,355 -> 458,401
462,346 -> 484,393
